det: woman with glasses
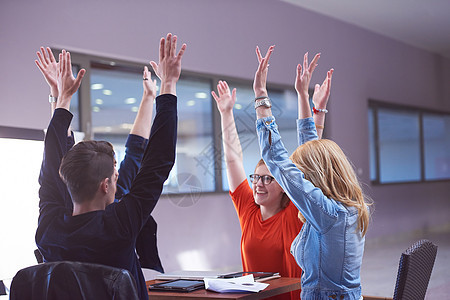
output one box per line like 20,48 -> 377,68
253,46 -> 371,300
211,47 -> 330,300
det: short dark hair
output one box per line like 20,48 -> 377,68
59,140 -> 115,203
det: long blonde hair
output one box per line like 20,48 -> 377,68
289,139 -> 372,236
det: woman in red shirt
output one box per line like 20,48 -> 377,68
211,46 -> 331,300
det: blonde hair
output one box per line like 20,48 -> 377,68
289,139 -> 372,236
254,159 -> 290,209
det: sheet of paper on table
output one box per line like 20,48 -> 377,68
204,274 -> 269,293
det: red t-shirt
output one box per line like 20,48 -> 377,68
230,180 -> 302,299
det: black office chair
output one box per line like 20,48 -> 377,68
393,239 -> 438,300
9,261 -> 139,300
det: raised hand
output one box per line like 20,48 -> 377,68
56,50 -> 86,110
150,33 -> 186,95
253,45 -> 274,97
211,80 -> 237,114
35,47 -> 59,97
295,52 -> 320,99
312,69 -> 334,110
142,65 -> 157,99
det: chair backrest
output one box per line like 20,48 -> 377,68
9,261 -> 139,300
393,239 -> 438,300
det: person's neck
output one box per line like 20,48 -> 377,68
260,204 -> 282,221
72,199 -> 106,216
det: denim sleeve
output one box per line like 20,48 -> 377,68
257,116 -> 338,233
115,134 -> 148,200
297,117 -> 318,146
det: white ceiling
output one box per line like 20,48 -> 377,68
280,0 -> 450,58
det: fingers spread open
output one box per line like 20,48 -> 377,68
256,46 -> 263,63
164,33 -> 172,59
211,91 -> 219,102
170,35 -> 177,57
158,37 -> 165,62
303,52 -> 309,73
176,43 -> 186,63
46,47 -> 55,62
309,53 -> 320,73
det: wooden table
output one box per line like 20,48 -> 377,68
147,277 -> 301,299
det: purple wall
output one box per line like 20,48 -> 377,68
1,0 -> 449,272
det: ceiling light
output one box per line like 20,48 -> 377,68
91,83 -> 104,90
131,106 -> 139,112
235,104 -> 242,110
195,92 -> 208,99
95,99 -> 103,105
125,97 -> 137,104
103,90 -> 112,96
92,107 -> 100,112
187,100 -> 195,106
120,123 -> 133,130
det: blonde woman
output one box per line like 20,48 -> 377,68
253,47 -> 371,300
211,46 -> 332,300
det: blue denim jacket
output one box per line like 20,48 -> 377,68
256,116 -> 364,300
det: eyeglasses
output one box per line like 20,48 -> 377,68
249,174 -> 275,185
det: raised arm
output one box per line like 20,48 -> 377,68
116,66 -> 157,199
130,66 -> 157,138
312,69 -> 333,139
35,47 -> 59,114
254,45 -> 275,120
119,33 -> 185,235
150,33 -> 186,96
295,52 -> 320,120
211,81 -> 246,192
37,50 -> 85,219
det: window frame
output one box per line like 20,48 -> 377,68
65,50 -> 314,194
368,99 -> 450,185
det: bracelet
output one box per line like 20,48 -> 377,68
49,95 -> 58,103
313,107 -> 328,114
315,124 -> 324,129
255,96 -> 269,101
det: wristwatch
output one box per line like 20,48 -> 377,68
254,97 -> 272,109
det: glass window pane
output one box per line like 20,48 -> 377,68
423,114 -> 450,180
378,109 -> 421,183
221,84 -> 298,191
368,107 -> 377,181
91,66 -> 145,163
166,77 -> 215,194
91,67 -> 215,194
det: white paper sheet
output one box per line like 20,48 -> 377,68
203,274 -> 269,293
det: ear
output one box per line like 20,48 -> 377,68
99,178 -> 109,194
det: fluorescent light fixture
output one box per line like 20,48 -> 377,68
95,98 -> 104,105
91,83 -> 104,90
187,100 -> 195,106
103,89 -> 113,96
195,92 -> 208,99
125,97 -> 137,104
120,123 -> 133,130
92,106 -> 100,112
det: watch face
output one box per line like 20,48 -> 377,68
255,98 -> 272,108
